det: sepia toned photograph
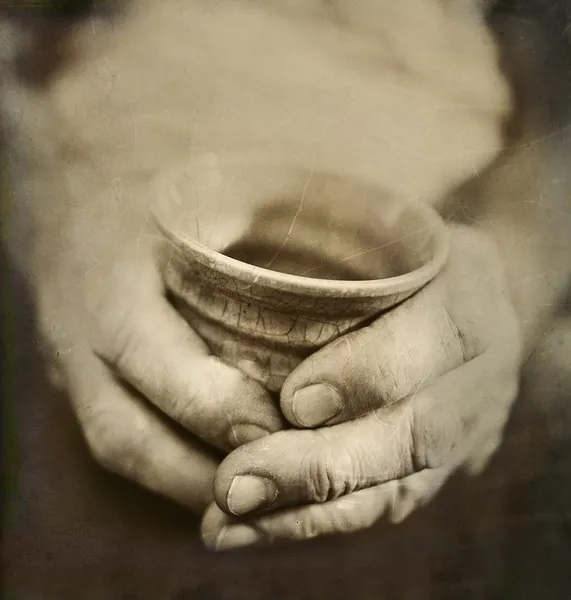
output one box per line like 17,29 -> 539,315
1,1 -> 570,598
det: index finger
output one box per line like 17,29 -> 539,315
94,292 -> 286,453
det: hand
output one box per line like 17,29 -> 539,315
20,170 -> 285,514
201,224 -> 523,549
2,0 -> 509,519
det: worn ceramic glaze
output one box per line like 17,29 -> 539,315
152,154 -> 449,392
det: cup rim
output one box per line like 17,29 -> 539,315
152,154 -> 450,298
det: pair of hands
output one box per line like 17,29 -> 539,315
35,186 -> 522,550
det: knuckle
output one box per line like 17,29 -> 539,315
303,445 -> 335,504
94,308 -> 142,373
370,317 -> 444,406
411,405 -> 462,470
167,387 -> 201,427
302,435 -> 360,504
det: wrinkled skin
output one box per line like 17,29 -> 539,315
202,224 -> 523,549
1,0 -> 569,550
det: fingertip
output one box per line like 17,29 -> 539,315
200,502 -> 231,551
279,330 -> 377,427
212,434 -> 283,515
282,383 -> 344,428
212,361 -> 286,448
214,468 -> 279,517
292,383 -> 345,427
202,502 -> 265,552
214,525 -> 263,552
213,455 -> 238,514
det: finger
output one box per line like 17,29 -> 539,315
464,431 -> 504,476
93,292 -> 286,452
460,382 -> 513,477
279,224 -> 521,430
214,352 -> 518,516
279,281 -> 466,428
66,350 -> 219,513
202,467 -> 452,551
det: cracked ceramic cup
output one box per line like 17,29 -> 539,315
152,153 -> 449,393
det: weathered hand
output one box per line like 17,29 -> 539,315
2,0 -> 511,522
9,169 -> 285,514
201,224 -> 523,549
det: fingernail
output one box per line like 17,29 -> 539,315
292,384 -> 343,427
229,424 -> 271,447
216,525 -> 263,551
227,475 -> 278,516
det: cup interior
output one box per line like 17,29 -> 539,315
153,154 -> 447,288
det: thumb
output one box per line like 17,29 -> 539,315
280,287 -> 465,428
202,467 -> 452,551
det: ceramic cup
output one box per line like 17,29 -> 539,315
152,153 -> 449,392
